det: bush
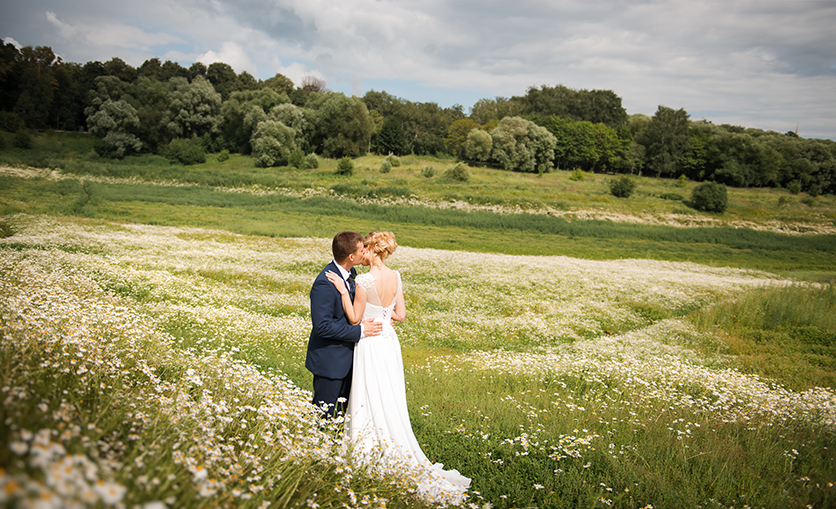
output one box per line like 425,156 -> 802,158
12,130 -> 32,150
569,168 -> 585,181
691,181 -> 728,213
0,111 -> 24,133
336,157 -> 354,176
165,138 -> 206,165
608,175 -> 636,198
217,149 -> 230,162
384,155 -> 402,167
288,148 -> 306,169
660,193 -> 684,201
675,174 -> 689,187
421,166 -> 436,178
305,153 -> 319,169
380,159 -> 392,173
787,181 -> 801,194
444,162 -> 470,182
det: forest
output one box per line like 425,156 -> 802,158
1,40 -> 834,196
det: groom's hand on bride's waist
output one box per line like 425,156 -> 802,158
361,319 -> 383,337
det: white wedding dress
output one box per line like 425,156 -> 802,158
348,271 -> 470,504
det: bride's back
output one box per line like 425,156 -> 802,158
365,267 -> 399,308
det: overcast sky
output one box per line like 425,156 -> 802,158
2,0 -> 835,139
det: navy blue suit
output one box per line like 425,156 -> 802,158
305,261 -> 362,417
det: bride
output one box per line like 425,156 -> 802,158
325,231 -> 471,503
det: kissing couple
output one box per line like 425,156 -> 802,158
305,231 -> 470,501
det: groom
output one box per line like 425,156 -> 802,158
306,231 -> 382,418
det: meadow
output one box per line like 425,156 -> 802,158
1,133 -> 836,508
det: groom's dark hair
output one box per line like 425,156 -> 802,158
332,231 -> 363,262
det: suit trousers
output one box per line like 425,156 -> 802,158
312,368 -> 352,419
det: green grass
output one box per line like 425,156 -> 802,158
2,175 -> 835,277
689,284 -> 836,391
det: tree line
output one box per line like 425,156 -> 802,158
1,41 -> 833,194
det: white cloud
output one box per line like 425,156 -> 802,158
45,11 -> 77,38
2,36 -> 22,49
196,41 -> 258,76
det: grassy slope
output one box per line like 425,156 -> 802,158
1,132 -> 835,281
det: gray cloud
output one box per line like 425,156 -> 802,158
1,0 -> 834,138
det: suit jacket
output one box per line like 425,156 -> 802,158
305,261 -> 362,379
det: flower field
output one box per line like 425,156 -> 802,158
1,214 -> 835,508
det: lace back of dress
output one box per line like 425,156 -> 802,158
356,272 -> 400,323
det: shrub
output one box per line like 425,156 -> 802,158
385,155 -> 402,167
421,166 -> 436,178
691,181 -> 728,213
288,148 -> 306,169
660,192 -> 684,201
336,157 -> 354,176
165,138 -> 206,165
217,149 -> 230,162
12,129 -> 32,150
787,181 -> 801,194
569,168 -> 585,181
608,175 -> 636,198
801,196 -> 816,207
675,174 -> 689,187
444,162 -> 470,182
380,159 -> 392,173
305,153 -> 319,169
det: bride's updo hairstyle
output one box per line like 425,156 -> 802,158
364,231 -> 397,261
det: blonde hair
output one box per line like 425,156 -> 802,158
363,231 -> 397,260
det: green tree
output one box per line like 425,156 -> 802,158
490,116 -> 556,173
517,85 -> 627,128
267,103 -> 309,150
220,88 -> 290,153
533,116 -> 598,170
445,118 -> 479,159
133,77 -> 170,151
463,129 -> 492,162
188,62 -> 207,81
639,105 -> 690,178
86,98 -> 142,157
263,73 -> 294,95
206,62 -> 238,100
137,58 -> 163,80
163,76 -> 222,139
307,92 -> 374,158
376,116 -> 407,155
84,76 -> 142,156
102,57 -> 136,82
591,122 -> 621,171
251,120 -> 297,167
14,46 -> 58,128
469,96 -> 522,125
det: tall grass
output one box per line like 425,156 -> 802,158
690,284 -> 836,390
